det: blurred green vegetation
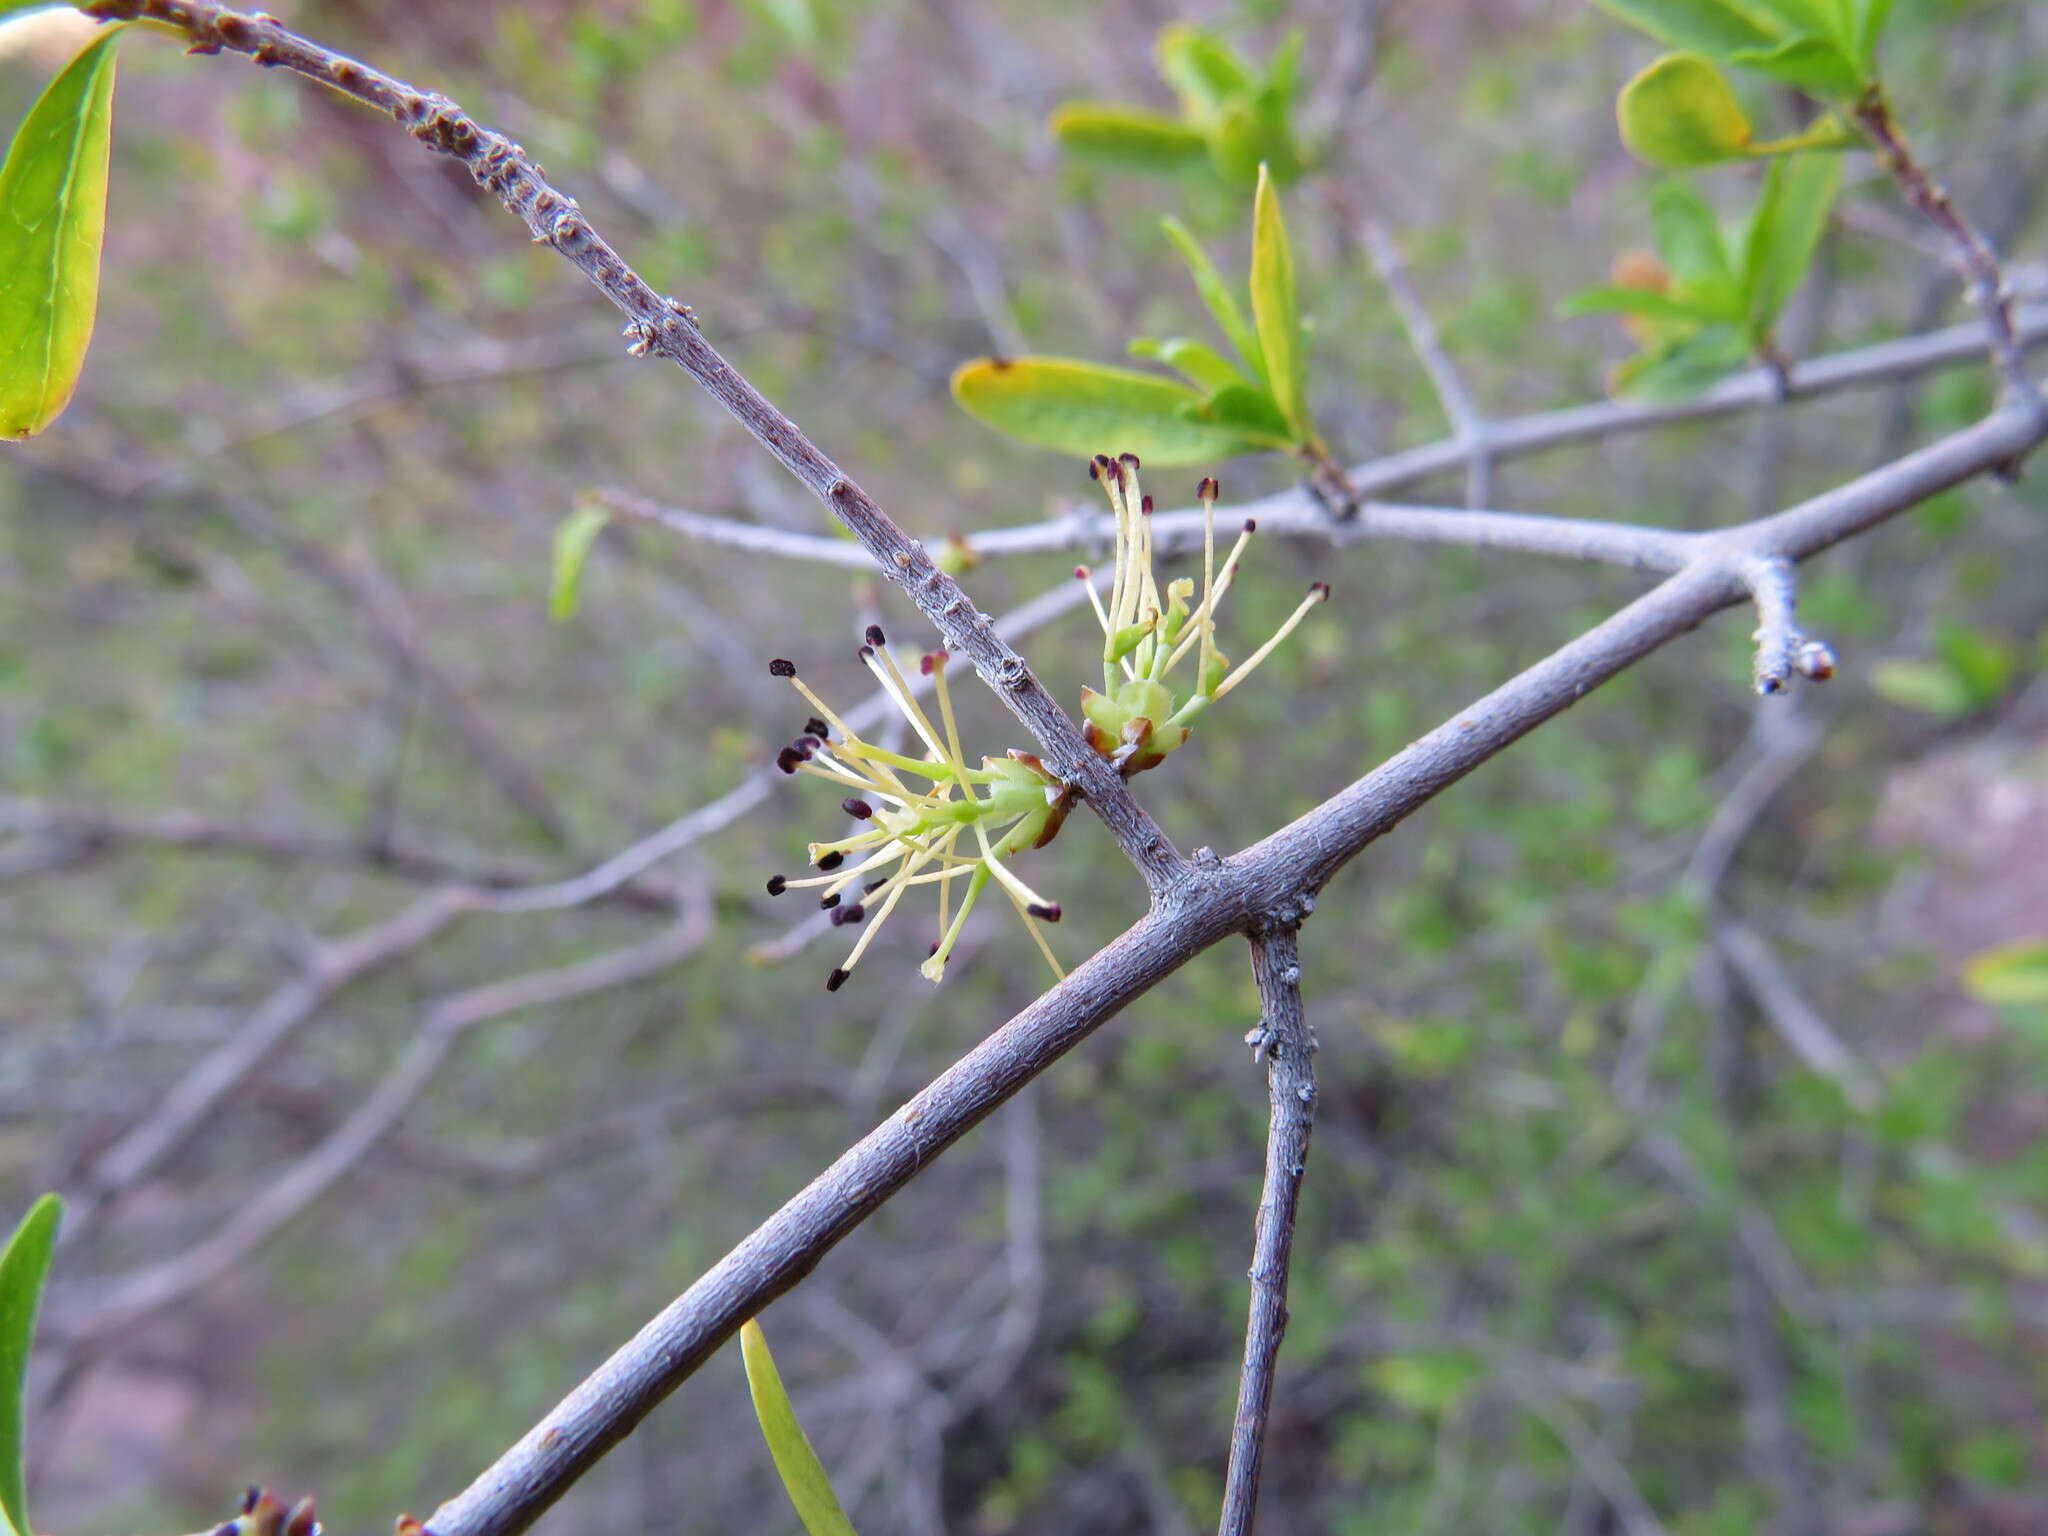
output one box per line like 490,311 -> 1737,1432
2,1 -> 2046,1533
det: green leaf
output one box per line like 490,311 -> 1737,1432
1129,336 -> 1249,393
1961,941 -> 2048,1008
1611,326 -> 1750,398
1263,27 -> 1305,102
1616,52 -> 1758,168
1154,23 -> 1253,124
1742,148 -> 1841,333
1199,382 -> 1291,439
1048,103 -> 1209,175
1160,217 -> 1264,383
1650,179 -> 1735,288
1729,35 -> 1865,96
1742,0 -> 1852,51
0,1195 -> 62,1536
952,356 -> 1284,464
1248,164 -> 1309,443
1590,0 -> 1783,58
1851,0 -> 1893,72
1932,621 -> 2015,707
740,1319 -> 859,1536
1867,658 -> 1971,716
0,27 -> 123,440
1561,282 -> 1731,325
549,503 -> 611,621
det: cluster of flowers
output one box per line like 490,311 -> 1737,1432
767,453 -> 1326,992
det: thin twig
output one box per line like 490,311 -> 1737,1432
1363,220 -> 1493,507
1714,920 -> 1882,1113
1220,926 -> 1317,1536
58,894 -> 712,1339
58,888 -> 475,1250
80,0 -> 1184,891
1854,91 -> 2043,412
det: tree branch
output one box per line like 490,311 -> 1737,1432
422,381 -> 2048,1536
1854,90 -> 2043,413
1363,219 -> 1493,508
1220,927 -> 1317,1536
79,0 -> 1186,892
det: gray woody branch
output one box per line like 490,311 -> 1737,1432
56,6 -> 2048,1535
78,0 -> 1184,894
429,395 -> 2048,1535
1221,927 -> 1318,1536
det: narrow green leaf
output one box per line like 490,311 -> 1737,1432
1128,336 -> 1249,393
1742,148 -> 1841,333
1248,164 -> 1309,444
1741,0 -> 1853,53
1650,179 -> 1734,288
1851,0 -> 1893,72
1616,53 -> 1758,168
1611,326 -> 1750,398
1200,382 -> 1291,440
0,27 -> 123,440
1263,27 -> 1305,102
1154,23 -> 1253,124
740,1319 -> 859,1536
1728,35 -> 1865,96
1560,282 -> 1731,325
1590,0 -> 1783,58
952,357 -> 1282,465
1207,84 -> 1304,188
1961,941 -> 2048,1008
1160,217 -> 1264,383
0,1195 -> 62,1536
549,503 -> 611,621
1048,103 -> 1209,174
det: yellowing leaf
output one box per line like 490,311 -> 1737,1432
1616,52 -> 1757,168
1249,164 -> 1310,444
952,356 -> 1286,465
1961,942 -> 2048,1008
740,1319 -> 859,1536
0,27 -> 123,439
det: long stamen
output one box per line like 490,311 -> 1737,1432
1076,565 -> 1113,641
921,861 -> 991,982
998,885 -> 1067,980
1212,582 -> 1330,701
860,632 -> 951,765
1166,517 -> 1257,674
924,651 -> 973,783
970,812 -> 1062,922
1196,476 -> 1219,696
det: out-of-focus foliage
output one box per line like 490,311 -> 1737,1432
1050,23 -> 1307,189
1,3 -> 2045,1535
1564,154 -> 1843,395
953,165 -> 1320,463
